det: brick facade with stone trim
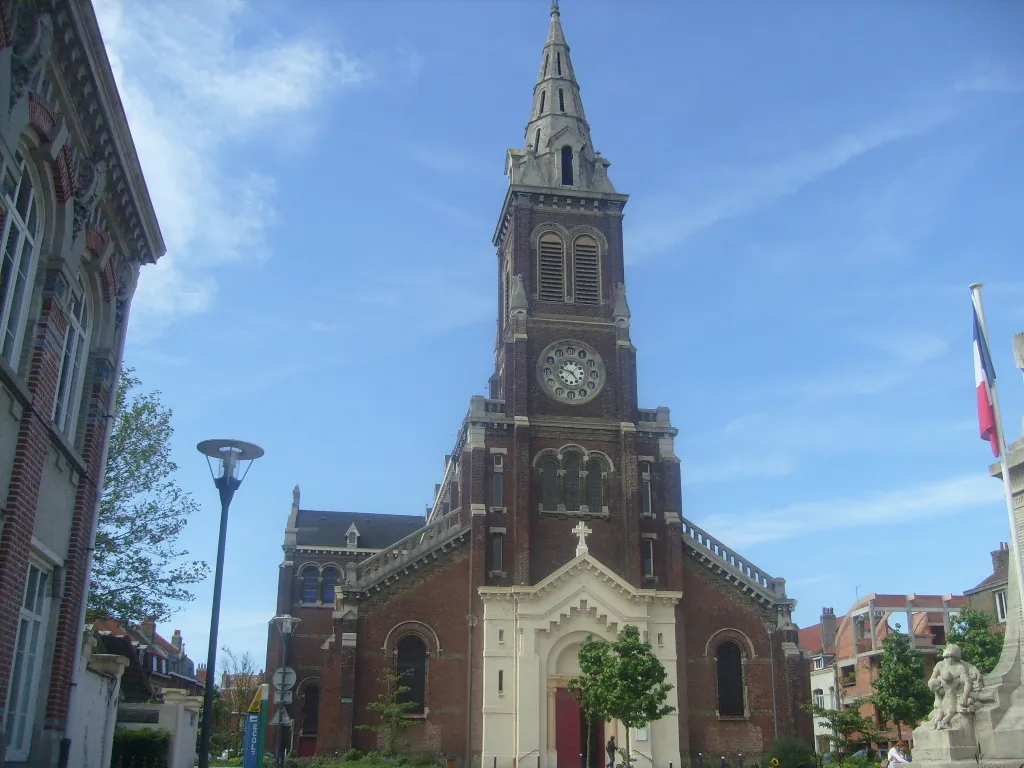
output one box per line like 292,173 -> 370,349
0,2 -> 164,766
268,4 -> 812,766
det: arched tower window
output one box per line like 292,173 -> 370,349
558,88 -> 565,112
539,456 -> 559,511
584,457 -> 605,510
396,635 -> 427,714
0,151 -> 40,369
534,129 -> 541,152
716,641 -> 745,717
561,145 -> 574,186
53,274 -> 91,438
302,684 -> 320,734
320,567 -> 339,604
563,453 -> 581,510
556,52 -> 562,76
300,566 -> 319,604
539,90 -> 546,115
572,236 -> 600,304
537,233 -> 565,302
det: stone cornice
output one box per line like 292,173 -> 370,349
48,0 -> 164,263
493,184 -> 630,248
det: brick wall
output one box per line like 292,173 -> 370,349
0,287 -> 69,718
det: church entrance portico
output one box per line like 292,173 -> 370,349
479,531 -> 682,768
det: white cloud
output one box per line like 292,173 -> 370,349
92,0 -> 371,340
625,99 -> 960,261
698,473 -> 1004,549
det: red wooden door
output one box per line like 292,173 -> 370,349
556,688 -> 582,768
297,736 -> 317,757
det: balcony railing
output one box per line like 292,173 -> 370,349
346,512 -> 467,591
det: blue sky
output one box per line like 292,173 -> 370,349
91,0 -> 1024,668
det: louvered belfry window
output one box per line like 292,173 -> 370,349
538,233 -> 565,301
573,236 -> 600,304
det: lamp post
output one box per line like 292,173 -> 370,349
196,439 -> 264,768
272,614 -> 301,768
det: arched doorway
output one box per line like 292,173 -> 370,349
550,642 -> 605,768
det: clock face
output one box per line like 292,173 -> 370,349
537,340 -> 606,405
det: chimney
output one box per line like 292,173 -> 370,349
821,607 -> 837,651
171,629 -> 182,651
992,542 -> 1010,575
140,617 -> 156,641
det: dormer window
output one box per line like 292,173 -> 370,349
345,524 -> 360,549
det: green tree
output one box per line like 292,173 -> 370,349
357,668 -> 418,756
946,606 -> 1005,675
802,701 -> 882,757
88,367 -> 208,623
210,648 -> 262,754
567,635 -> 614,768
870,626 -> 932,739
570,625 -> 674,767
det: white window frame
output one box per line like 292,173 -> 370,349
640,461 -> 653,517
813,656 -> 825,670
52,273 -> 90,438
4,560 -> 52,762
813,689 -> 825,709
995,590 -> 1007,623
642,538 -> 655,579
0,151 -> 40,371
633,726 -> 648,742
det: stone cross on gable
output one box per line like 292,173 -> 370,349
573,521 -> 592,557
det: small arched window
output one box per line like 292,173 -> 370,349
534,129 -> 541,152
300,566 -> 319,604
539,456 -> 559,511
813,688 -> 824,709
563,453 -> 581,510
396,635 -> 427,714
561,146 -> 573,186
302,685 -> 320,734
539,91 -> 546,115
585,458 -> 604,510
558,88 -> 565,112
572,236 -> 600,305
0,151 -> 40,369
716,641 -> 744,717
556,52 -> 562,76
53,274 -> 91,438
537,233 -> 565,302
320,567 -> 339,604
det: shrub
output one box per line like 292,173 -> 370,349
111,728 -> 171,767
342,749 -> 364,762
766,738 -> 816,768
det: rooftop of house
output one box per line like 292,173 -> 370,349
295,509 -> 426,550
799,624 -> 827,654
965,543 -> 1010,595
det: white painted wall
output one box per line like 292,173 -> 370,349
118,692 -> 202,768
809,661 -> 837,753
67,637 -> 129,768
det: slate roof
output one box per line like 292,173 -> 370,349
966,569 -> 1008,595
295,509 -> 426,549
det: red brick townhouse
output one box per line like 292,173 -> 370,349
0,1 -> 163,765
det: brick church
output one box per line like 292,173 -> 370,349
268,3 -> 812,766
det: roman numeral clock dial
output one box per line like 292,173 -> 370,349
537,340 -> 607,404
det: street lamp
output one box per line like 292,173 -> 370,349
271,614 -> 301,768
196,439 -> 264,768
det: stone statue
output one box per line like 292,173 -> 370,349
925,644 -> 993,730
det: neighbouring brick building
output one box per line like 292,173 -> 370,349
267,4 -> 812,767
965,543 -> 1010,625
799,594 -> 966,753
0,1 -> 163,765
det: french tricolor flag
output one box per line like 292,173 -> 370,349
973,304 -> 999,457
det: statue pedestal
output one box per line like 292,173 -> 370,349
912,726 -> 978,764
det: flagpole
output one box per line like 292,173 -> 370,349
971,283 -> 1024,626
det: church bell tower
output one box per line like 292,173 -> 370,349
484,1 -> 684,589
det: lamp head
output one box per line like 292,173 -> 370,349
197,439 -> 264,488
272,614 -> 301,638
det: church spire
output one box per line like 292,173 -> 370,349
505,1 -> 616,194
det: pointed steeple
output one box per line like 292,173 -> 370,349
506,2 -> 615,194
